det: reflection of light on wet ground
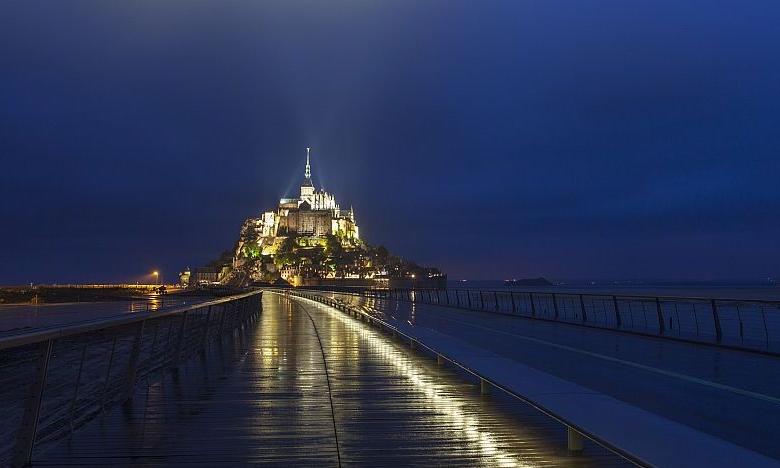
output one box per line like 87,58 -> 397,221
246,295 -> 340,462
300,296 -> 538,468
37,293 -> 618,466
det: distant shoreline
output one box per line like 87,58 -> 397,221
0,285 -> 168,306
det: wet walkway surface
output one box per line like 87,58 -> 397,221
35,293 -> 627,467
316,291 -> 780,462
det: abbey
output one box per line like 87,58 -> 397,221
188,148 -> 443,287
228,149 -> 364,284
259,148 -> 359,240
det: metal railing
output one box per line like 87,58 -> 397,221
0,290 -> 262,467
352,288 -> 780,355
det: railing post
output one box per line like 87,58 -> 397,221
711,299 -> 723,343
218,304 -> 227,336
494,291 -> 499,311
240,298 -> 249,327
612,296 -> 622,328
100,336 -> 118,413
552,293 -> 560,320
68,344 -> 88,434
232,301 -> 241,330
567,427 -> 584,452
124,320 -> 146,401
467,291 -> 472,309
174,312 -> 188,365
579,295 -> 588,323
510,292 -> 516,313
655,297 -> 665,335
201,306 -> 213,350
479,291 -> 485,310
529,293 -> 537,317
13,339 -> 53,467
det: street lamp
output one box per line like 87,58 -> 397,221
153,271 -> 159,286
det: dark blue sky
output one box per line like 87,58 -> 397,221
2,1 -> 779,283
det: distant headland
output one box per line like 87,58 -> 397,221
504,277 -> 554,287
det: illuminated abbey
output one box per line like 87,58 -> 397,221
257,148 -> 359,240
228,148 -> 363,284
185,148 -> 443,287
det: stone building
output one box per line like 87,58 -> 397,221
242,148 -> 359,242
232,149 -> 361,280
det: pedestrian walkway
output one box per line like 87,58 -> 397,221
35,293 -> 626,466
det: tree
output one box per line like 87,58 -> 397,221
324,235 -> 343,257
274,235 -> 300,267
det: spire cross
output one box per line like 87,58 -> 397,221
305,147 -> 311,179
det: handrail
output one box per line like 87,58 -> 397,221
0,290 -> 259,350
458,287 -> 780,304
299,284 -> 780,305
304,286 -> 780,356
0,290 -> 262,467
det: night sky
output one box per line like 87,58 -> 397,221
2,1 -> 779,284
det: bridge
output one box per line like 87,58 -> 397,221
1,288 -> 778,466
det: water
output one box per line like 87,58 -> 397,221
0,295 -> 210,335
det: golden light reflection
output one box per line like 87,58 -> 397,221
294,294 -> 536,468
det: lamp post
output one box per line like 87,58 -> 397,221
153,271 -> 159,286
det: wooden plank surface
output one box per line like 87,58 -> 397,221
35,294 -> 626,467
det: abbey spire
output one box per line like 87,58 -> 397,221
305,147 -> 311,180
301,147 -> 314,192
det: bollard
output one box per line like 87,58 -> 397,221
567,427 -> 584,453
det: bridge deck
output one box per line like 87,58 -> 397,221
316,291 -> 780,462
34,294 -> 625,466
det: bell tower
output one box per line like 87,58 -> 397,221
300,147 -> 315,202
